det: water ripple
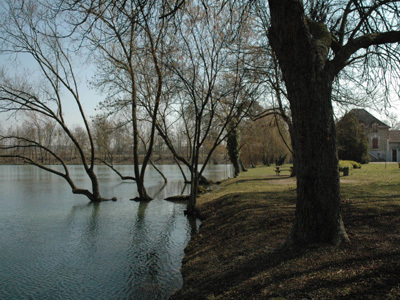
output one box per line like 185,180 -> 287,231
0,165 -> 217,299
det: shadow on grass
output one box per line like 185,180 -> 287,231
172,188 -> 400,300
281,251 -> 400,299
226,175 -> 293,186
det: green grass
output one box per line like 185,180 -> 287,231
171,163 -> 400,300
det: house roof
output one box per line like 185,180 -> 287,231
349,108 -> 389,128
389,130 -> 400,143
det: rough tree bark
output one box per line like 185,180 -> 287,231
268,0 -> 349,246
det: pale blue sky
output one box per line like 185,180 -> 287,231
0,51 -> 103,128
0,47 -> 399,130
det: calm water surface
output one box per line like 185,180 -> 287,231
0,164 -> 233,300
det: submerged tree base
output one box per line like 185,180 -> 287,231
130,196 -> 153,202
89,197 -> 117,203
165,195 -> 190,202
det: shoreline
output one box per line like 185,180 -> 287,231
0,159 -> 231,166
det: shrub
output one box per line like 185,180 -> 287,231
339,160 -> 362,169
337,112 -> 369,164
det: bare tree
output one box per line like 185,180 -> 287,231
160,1 -> 259,216
240,113 -> 291,166
385,112 -> 400,130
17,114 -> 58,164
0,0 -> 110,202
244,47 -> 295,168
256,0 -> 400,247
60,0 -> 171,200
92,114 -> 115,163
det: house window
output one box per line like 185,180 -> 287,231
372,137 -> 379,149
372,123 -> 378,133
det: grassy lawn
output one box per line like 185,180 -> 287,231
171,163 -> 400,300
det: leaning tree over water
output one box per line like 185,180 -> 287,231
0,0 -> 110,202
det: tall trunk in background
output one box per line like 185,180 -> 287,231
268,0 -> 349,247
226,123 -> 241,177
288,123 -> 297,177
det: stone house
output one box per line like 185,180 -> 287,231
350,108 -> 400,162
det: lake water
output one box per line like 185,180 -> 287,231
0,164 -> 233,300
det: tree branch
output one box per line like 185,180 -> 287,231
95,158 -> 136,181
329,30 -> 400,77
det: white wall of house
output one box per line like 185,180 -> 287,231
369,141 -> 400,162
368,126 -> 390,161
368,127 -> 389,150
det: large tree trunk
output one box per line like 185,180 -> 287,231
285,74 -> 348,246
268,0 -> 349,247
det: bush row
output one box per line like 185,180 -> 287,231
339,160 -> 362,169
